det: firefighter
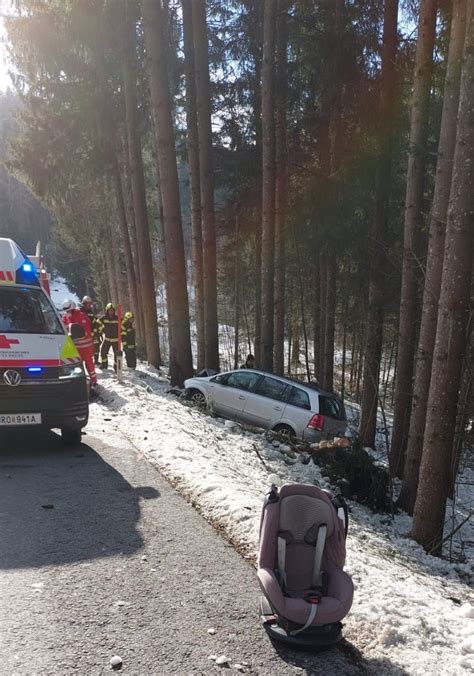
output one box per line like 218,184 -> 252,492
98,302 -> 119,371
62,299 -> 98,388
121,312 -> 136,369
80,295 -> 101,366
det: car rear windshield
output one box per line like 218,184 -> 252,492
319,395 -> 346,421
0,287 -> 64,335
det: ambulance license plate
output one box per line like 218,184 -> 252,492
0,413 -> 42,426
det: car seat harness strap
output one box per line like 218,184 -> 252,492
277,536 -> 287,592
289,601 -> 318,635
311,523 -> 327,589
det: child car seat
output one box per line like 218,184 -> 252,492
258,483 -> 353,648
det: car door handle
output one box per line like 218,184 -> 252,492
274,406 -> 282,411
238,395 -> 246,400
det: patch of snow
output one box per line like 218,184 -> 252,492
94,366 -> 474,676
50,277 -> 79,309
458,603 -> 474,619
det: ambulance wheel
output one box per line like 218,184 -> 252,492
61,427 -> 82,446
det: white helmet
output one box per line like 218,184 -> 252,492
62,299 -> 76,311
82,295 -> 92,304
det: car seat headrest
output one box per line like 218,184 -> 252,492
279,495 -> 335,542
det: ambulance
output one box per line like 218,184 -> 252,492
0,238 -> 88,444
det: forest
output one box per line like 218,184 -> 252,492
1,0 -> 473,556
0,91 -> 51,252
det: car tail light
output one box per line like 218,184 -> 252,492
307,414 -> 325,431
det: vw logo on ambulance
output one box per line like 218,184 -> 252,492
3,369 -> 22,387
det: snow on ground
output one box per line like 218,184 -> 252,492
50,277 -> 79,309
94,366 -> 474,675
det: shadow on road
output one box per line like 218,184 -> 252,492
273,636 -> 410,675
0,429 -> 159,570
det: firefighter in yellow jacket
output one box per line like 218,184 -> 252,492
98,303 -> 119,371
121,312 -> 136,369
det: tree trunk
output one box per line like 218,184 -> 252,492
192,0 -> 219,371
359,0 -> 399,448
316,0 -> 343,391
390,0 -> 438,478
411,3 -> 474,553
121,131 -> 141,286
156,182 -> 172,361
313,261 -> 321,381
324,255 -> 337,391
247,1 -> 264,366
260,0 -> 277,372
287,319 -> 292,374
399,0 -> 468,513
112,232 -> 127,308
291,317 -> 300,367
274,0 -> 288,376
293,225 -> 311,382
119,129 -> 145,348
111,151 -> 140,333
356,323 -> 364,402
255,225 -> 262,364
121,2 -> 161,367
383,327 -> 397,407
319,250 -> 328,386
234,211 -> 240,370
341,319 -> 347,402
349,324 -> 356,394
142,0 -> 193,386
182,0 -> 205,372
450,315 -> 473,495
105,242 -> 118,306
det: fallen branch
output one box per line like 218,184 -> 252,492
427,510 -> 473,556
252,444 -> 271,471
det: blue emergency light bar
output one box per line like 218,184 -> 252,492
27,367 -> 43,373
15,259 -> 40,287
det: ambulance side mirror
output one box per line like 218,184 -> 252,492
69,324 -> 85,340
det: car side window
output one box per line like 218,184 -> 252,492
286,386 -> 311,410
319,395 -> 345,420
211,374 -> 228,385
226,371 -> 261,392
254,376 -> 288,401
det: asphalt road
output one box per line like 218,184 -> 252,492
0,417 -> 369,675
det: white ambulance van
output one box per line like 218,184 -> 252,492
0,238 -> 88,444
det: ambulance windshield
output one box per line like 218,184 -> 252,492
0,287 -> 64,335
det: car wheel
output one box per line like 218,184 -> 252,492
273,424 -> 296,440
61,427 -> 82,446
186,389 -> 206,408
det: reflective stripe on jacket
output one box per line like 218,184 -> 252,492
121,322 -> 136,350
98,314 -> 119,342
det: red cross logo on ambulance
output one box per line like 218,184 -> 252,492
0,335 -> 20,349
